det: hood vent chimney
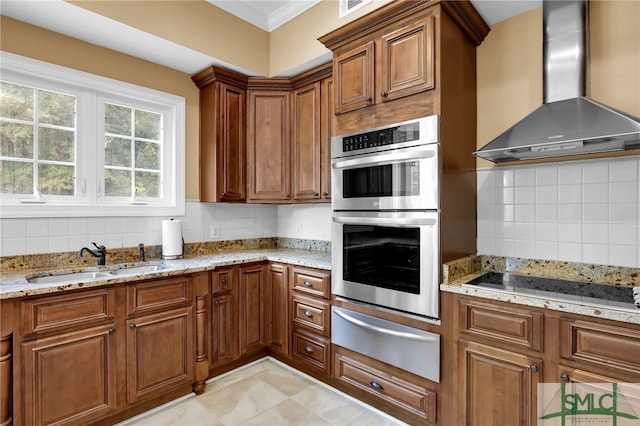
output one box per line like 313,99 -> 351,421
473,0 -> 640,163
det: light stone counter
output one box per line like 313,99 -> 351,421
0,248 -> 331,300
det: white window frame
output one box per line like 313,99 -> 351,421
0,52 -> 185,218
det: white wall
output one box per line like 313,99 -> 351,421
477,155 -> 640,268
0,202 -> 333,257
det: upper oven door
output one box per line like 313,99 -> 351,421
331,144 -> 439,211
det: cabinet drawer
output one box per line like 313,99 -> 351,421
292,295 -> 330,336
334,348 -> 436,423
212,267 -> 236,294
290,267 -> 330,299
126,276 -> 192,316
459,298 -> 543,352
22,288 -> 115,335
561,319 -> 640,376
292,330 -> 329,372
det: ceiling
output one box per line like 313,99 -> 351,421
1,0 -> 541,76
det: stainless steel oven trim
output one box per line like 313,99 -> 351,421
331,210 -> 440,320
332,144 -> 437,170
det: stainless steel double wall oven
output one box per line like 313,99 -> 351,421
331,115 -> 441,320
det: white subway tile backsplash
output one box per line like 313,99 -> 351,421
27,220 -> 49,238
558,163 -> 583,185
583,161 -> 609,183
68,218 -> 89,236
609,158 -> 638,182
478,155 -> 640,268
583,183 -> 608,203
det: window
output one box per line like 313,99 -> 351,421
0,52 -> 185,218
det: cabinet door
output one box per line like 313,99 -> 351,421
380,16 -> 435,102
127,307 -> 194,404
268,263 -> 289,355
239,264 -> 267,354
246,90 -> 291,202
459,339 -> 541,426
200,80 -> 246,203
319,77 -> 333,200
22,325 -> 117,426
292,82 -> 321,202
211,292 -> 238,367
334,41 -> 375,114
217,82 -> 246,202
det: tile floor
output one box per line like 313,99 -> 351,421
118,358 -> 407,426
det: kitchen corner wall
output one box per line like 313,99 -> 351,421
477,155 -> 640,268
0,202 -> 333,257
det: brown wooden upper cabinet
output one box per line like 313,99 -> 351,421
193,64 -> 332,205
192,67 -> 248,203
333,14 -> 435,115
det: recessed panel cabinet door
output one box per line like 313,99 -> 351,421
218,82 -> 246,202
22,325 -> 117,426
126,307 -> 194,404
380,17 -> 435,102
459,339 -> 541,426
334,41 -> 375,114
239,264 -> 267,354
268,263 -> 289,355
292,82 -> 321,201
246,90 -> 291,202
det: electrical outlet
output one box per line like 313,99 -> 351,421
210,224 -> 220,239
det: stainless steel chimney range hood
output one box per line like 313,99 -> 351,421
474,0 -> 640,163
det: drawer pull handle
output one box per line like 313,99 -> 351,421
370,381 -> 383,390
322,192 -> 329,196
334,308 -> 437,342
530,365 -> 539,373
561,374 -> 570,383
304,345 -> 314,353
303,310 -> 314,317
303,280 -> 313,287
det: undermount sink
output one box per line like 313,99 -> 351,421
109,264 -> 165,275
27,263 -> 167,284
27,271 -> 114,284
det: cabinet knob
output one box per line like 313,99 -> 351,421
380,91 -> 387,97
530,365 -> 539,373
365,96 -> 372,102
314,192 -> 319,197
303,310 -> 313,318
108,328 -> 115,334
370,381 -> 384,390
561,374 -> 570,383
322,192 -> 329,197
303,280 -> 313,287
129,324 -> 137,330
304,345 -> 314,353
222,278 -> 228,288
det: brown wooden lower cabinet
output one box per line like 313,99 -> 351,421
458,339 -> 541,426
268,263 -> 289,356
22,324 -> 118,426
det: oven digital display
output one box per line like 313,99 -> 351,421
342,224 -> 420,294
342,122 -> 420,152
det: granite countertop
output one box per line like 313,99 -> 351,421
0,248 -> 331,300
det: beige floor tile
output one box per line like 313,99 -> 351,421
291,385 -> 367,425
198,374 -> 289,425
125,397 -> 224,426
241,399 -> 333,426
253,362 -> 316,397
343,408 -> 406,426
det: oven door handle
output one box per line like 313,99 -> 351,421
332,147 -> 436,170
334,309 -> 437,343
332,216 -> 437,226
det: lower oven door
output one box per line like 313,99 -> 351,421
332,210 -> 440,320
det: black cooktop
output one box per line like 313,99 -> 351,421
465,272 -> 637,311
